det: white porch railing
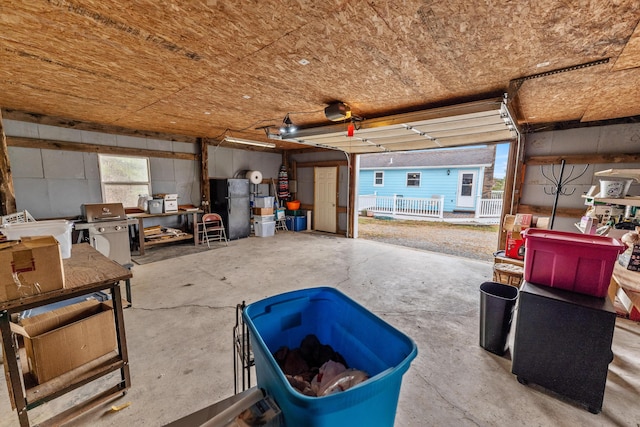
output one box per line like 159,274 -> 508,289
358,194 -> 445,218
359,193 -> 503,219
475,194 -> 503,218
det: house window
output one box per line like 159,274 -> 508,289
98,154 -> 151,208
460,173 -> 474,196
374,171 -> 384,186
407,172 -> 421,187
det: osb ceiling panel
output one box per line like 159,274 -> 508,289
613,22 -> 640,71
1,0 -> 640,153
582,67 -> 640,122
516,64 -> 612,125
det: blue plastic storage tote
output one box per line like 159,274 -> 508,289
243,287 -> 418,427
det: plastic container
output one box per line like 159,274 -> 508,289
479,282 -> 518,356
254,196 -> 275,208
522,228 -> 625,297
243,287 -> 417,427
286,200 -> 301,210
253,214 -> 274,223
254,220 -> 275,237
0,220 -> 73,259
148,199 -> 163,214
285,215 -> 307,232
285,209 -> 305,217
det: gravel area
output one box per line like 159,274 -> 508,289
357,217 -> 499,262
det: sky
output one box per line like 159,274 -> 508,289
494,143 -> 509,179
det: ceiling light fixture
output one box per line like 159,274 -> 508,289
279,114 -> 296,134
223,136 -> 276,149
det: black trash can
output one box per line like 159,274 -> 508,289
479,281 -> 519,356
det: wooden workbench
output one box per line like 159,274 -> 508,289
0,244 -> 132,427
128,210 -> 203,255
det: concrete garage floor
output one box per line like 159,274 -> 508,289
1,232 -> 640,426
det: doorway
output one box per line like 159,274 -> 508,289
314,167 -> 338,232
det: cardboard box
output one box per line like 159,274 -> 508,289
0,236 -> 65,302
10,299 -> 117,384
254,207 -> 274,216
514,213 -> 532,228
503,214 -> 549,233
502,214 -> 549,260
505,231 -> 525,260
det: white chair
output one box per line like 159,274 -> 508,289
201,213 -> 228,247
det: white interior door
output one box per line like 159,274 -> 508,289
314,167 -> 337,233
456,171 -> 477,209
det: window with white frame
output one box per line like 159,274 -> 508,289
98,154 -> 151,208
374,171 -> 384,186
407,172 -> 421,187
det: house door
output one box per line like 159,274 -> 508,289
456,170 -> 477,209
314,166 -> 337,233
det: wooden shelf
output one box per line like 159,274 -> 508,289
129,210 -> 202,255
595,168 -> 640,182
144,233 -> 194,246
582,195 -> 640,207
25,352 -> 124,405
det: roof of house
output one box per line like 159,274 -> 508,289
359,146 -> 496,169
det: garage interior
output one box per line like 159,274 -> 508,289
1,2 -> 640,426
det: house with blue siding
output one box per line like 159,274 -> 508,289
358,146 -> 496,213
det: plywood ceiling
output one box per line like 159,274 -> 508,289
1,1 -> 639,152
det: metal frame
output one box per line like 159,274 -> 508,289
233,302 -> 254,394
0,246 -> 132,426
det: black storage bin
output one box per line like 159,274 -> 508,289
479,281 -> 518,355
511,281 -> 615,413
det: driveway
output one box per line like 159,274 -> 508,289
357,217 -> 499,262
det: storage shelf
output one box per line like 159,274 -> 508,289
595,168 -> 640,182
144,233 -> 194,246
25,352 -> 124,405
582,195 -> 640,207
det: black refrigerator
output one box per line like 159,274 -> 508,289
210,178 -> 251,240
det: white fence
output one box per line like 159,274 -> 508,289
359,193 -> 503,220
475,196 -> 503,218
358,194 -> 445,218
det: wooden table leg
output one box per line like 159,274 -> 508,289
1,310 -> 30,427
192,212 -> 199,246
137,218 -> 145,255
